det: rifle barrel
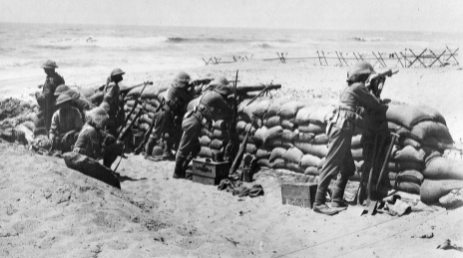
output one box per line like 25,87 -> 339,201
235,84 -> 281,93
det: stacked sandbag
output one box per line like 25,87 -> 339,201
122,83 -> 169,149
197,119 -> 229,159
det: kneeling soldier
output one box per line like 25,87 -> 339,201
49,94 -> 83,152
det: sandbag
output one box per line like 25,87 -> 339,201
80,87 -> 98,99
281,119 -> 296,130
213,120 -> 227,130
63,152 -> 121,189
398,137 -> 421,149
411,121 -> 453,144
198,147 -> 212,158
420,179 -> 463,204
351,148 -> 363,160
280,129 -> 296,142
294,142 -> 328,158
271,158 -> 286,168
354,160 -> 364,172
312,134 -> 328,145
141,85 -> 169,99
212,129 -> 226,139
282,147 -> 304,164
88,92 -> 104,105
144,103 -> 160,114
294,106 -> 313,125
145,98 -> 160,107
390,180 -> 420,195
266,137 -> 293,149
210,139 -> 224,150
252,99 -> 271,117
392,145 -> 426,163
298,123 -> 326,134
201,127 -> 213,138
304,166 -> 320,176
236,121 -> 248,133
256,149 -> 271,159
388,160 -> 424,172
265,102 -> 281,118
139,114 -> 153,125
277,101 -> 305,118
386,104 -> 446,129
296,132 -> 315,142
264,116 -> 281,128
257,158 -> 271,168
284,163 -> 305,173
307,106 -> 335,124
389,170 -> 424,185
423,156 -> 463,180
269,147 -> 287,162
351,135 -> 362,149
264,126 -> 284,143
300,154 -> 322,168
199,135 -> 211,146
246,143 -> 257,154
139,123 -> 150,131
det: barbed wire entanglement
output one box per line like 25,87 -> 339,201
202,46 -> 459,68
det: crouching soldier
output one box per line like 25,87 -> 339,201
145,72 -> 195,159
63,107 -> 121,189
73,107 -> 123,168
49,94 -> 83,152
313,61 -> 385,215
54,85 -> 94,122
173,76 -> 232,179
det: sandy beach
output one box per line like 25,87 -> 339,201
1,58 -> 463,257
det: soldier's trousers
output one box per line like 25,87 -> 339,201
315,119 -> 356,205
176,114 -> 201,159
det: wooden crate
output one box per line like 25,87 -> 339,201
191,159 -> 230,185
281,183 -> 317,208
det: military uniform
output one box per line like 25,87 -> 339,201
174,86 -> 232,178
314,61 -> 383,215
38,72 -> 65,133
49,106 -> 83,152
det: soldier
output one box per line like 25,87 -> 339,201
49,94 -> 83,152
102,68 -> 125,136
73,107 -> 122,168
144,72 -> 195,159
173,76 -> 233,179
54,85 -> 93,122
36,60 -> 65,133
313,61 -> 385,215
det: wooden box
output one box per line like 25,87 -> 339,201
191,159 -> 230,185
281,183 -> 317,208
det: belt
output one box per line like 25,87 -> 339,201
338,105 -> 356,112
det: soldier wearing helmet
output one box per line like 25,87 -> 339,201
102,68 -> 125,136
49,94 -> 83,152
313,61 -> 385,215
54,85 -> 94,122
73,107 -> 122,168
144,72 -> 196,160
172,76 -> 233,179
36,60 -> 65,134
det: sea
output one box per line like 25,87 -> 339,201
0,22 -> 462,86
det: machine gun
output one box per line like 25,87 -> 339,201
97,81 -> 153,94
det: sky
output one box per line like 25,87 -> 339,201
0,0 -> 462,32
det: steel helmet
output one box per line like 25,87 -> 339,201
55,93 -> 73,106
54,84 -> 71,96
214,85 -> 232,96
85,107 -> 109,127
347,61 -> 375,82
110,68 -> 125,77
66,89 -> 81,100
173,72 -> 191,83
42,60 -> 58,69
209,76 -> 229,87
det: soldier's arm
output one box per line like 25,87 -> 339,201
49,112 -> 59,140
352,84 -> 381,110
73,130 -> 88,155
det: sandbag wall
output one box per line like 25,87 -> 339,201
194,97 -> 463,202
123,84 -> 169,150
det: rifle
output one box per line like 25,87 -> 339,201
235,84 -> 281,95
246,84 -> 282,106
225,70 -> 239,162
98,81 -> 153,94
134,98 -> 166,154
367,69 -> 399,98
117,81 -> 151,135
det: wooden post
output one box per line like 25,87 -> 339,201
357,52 -> 365,61
339,52 -> 349,66
408,49 -> 428,68
378,52 -> 387,67
316,51 -> 323,66
335,51 -> 343,67
394,52 -> 404,68
322,51 -> 328,65
400,52 -> 411,68
202,58 -> 210,66
353,52 -> 359,61
446,46 -> 459,65
429,50 -> 446,67
371,52 -> 385,68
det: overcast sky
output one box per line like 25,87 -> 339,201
0,0 -> 462,32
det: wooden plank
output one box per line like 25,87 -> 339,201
322,51 -> 328,65
316,51 -> 323,66
429,50 -> 446,67
446,46 -> 459,65
335,51 -> 343,67
339,52 -> 349,66
353,52 -> 359,61
408,49 -> 427,68
371,52 -> 385,68
377,52 -> 387,67
394,52 -> 404,68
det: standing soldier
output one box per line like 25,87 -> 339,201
102,68 -> 125,136
173,76 -> 232,179
49,94 -> 83,152
145,72 -> 196,160
37,60 -> 65,134
313,61 -> 385,215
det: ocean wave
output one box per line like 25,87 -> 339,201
352,37 -> 385,42
167,37 -> 240,43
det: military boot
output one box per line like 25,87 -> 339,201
330,186 -> 348,209
143,138 -> 157,157
162,139 -> 175,160
173,155 -> 186,179
313,188 -> 345,215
